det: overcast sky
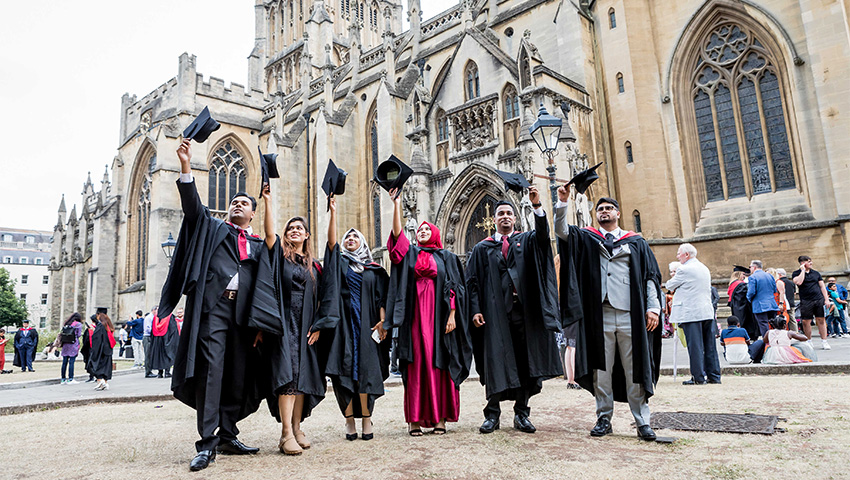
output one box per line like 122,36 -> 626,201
0,0 -> 457,232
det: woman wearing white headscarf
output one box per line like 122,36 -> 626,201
322,196 -> 390,441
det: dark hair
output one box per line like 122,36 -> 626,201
282,216 -> 315,280
230,192 -> 257,211
595,197 -> 620,211
135,310 -> 143,317
64,312 -> 82,327
493,200 -> 515,215
769,316 -> 787,330
97,313 -> 115,333
798,255 -> 812,263
726,316 -> 739,327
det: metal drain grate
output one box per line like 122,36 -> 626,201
650,412 -> 782,435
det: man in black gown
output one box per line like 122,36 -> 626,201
158,138 -> 265,471
466,186 -> 563,434
555,187 -> 662,441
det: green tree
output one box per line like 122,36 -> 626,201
0,267 -> 28,327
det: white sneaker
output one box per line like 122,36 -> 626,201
67,379 -> 79,384
102,382 -> 110,391
822,340 -> 831,350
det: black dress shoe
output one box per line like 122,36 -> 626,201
513,415 -> 536,433
157,372 -> 164,378
164,372 -> 172,378
707,379 -> 721,384
216,439 -> 259,455
189,450 -> 215,471
145,373 -> 158,378
479,417 -> 500,434
345,432 -> 358,441
637,425 -> 657,441
682,378 -> 706,385
590,417 -> 612,437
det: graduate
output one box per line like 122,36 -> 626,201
158,129 -> 267,471
465,182 -> 562,435
87,309 -> 116,391
147,311 -> 179,377
13,319 -> 38,372
256,182 -> 337,456
323,192 -> 390,441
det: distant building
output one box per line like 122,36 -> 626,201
1,227 -> 52,328
50,0 -> 850,325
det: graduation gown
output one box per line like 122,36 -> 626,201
466,213 -> 563,400
730,282 -> 757,340
558,226 -> 663,402
12,328 -> 38,368
386,238 -> 472,389
323,244 -> 391,416
157,180 -> 265,422
148,315 -> 179,371
259,237 -> 337,422
86,324 -> 114,380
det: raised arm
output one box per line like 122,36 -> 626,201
327,195 -> 337,250
176,139 -> 204,222
390,187 -> 403,239
792,267 -> 806,286
553,185 -> 571,241
528,186 -> 550,249
261,183 -> 275,249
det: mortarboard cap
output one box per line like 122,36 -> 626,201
96,307 -> 108,315
321,159 -> 347,211
182,106 -> 221,143
733,265 -> 750,274
567,162 -> 603,194
374,155 -> 413,194
258,146 -> 280,195
495,170 -> 530,194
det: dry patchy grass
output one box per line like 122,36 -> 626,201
1,375 -> 848,479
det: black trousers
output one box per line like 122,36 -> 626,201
680,320 -> 721,383
483,299 -> 533,419
194,296 -> 253,452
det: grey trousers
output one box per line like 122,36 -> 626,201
593,304 -> 651,427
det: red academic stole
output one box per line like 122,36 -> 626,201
582,227 -> 640,241
152,315 -> 172,337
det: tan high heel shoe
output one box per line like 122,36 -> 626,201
279,435 -> 303,455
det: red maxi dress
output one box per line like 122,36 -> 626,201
388,228 -> 460,428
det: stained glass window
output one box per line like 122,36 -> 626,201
690,21 -> 796,201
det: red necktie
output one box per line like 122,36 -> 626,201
226,222 -> 250,260
501,234 -> 510,259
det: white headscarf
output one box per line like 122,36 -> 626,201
340,228 -> 372,273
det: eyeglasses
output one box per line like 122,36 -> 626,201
596,205 -> 617,212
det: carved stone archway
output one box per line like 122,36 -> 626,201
434,163 -> 514,257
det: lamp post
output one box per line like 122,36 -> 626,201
161,232 -> 177,264
529,103 -> 562,207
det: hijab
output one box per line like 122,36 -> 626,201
341,228 -> 372,273
415,221 -> 443,273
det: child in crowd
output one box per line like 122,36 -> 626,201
762,316 -> 812,364
0,328 -> 8,373
719,316 -> 751,364
826,283 -> 847,337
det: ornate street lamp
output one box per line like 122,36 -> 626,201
161,232 -> 177,263
529,103 -> 563,207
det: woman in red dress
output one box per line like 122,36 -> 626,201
385,188 -> 471,436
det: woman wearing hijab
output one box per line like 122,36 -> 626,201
322,195 -> 390,440
385,188 -> 472,436
87,312 -> 116,391
257,184 -> 336,455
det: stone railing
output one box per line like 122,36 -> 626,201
359,45 -> 385,70
421,5 -> 461,38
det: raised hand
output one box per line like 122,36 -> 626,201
261,182 -> 271,201
528,186 -> 540,206
177,138 -> 192,165
557,185 -> 569,203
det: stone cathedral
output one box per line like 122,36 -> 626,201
49,0 -> 850,326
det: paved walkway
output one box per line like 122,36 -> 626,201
2,335 -> 847,414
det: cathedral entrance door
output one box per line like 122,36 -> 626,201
463,194 -> 499,256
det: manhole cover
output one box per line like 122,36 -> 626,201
650,412 -> 781,435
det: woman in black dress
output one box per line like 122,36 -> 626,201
324,196 -> 389,440
87,312 -> 115,391
259,185 -> 336,455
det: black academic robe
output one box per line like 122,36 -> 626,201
12,328 -> 38,368
558,226 -> 663,402
157,179 -> 265,421
261,237 -> 337,422
323,244 -> 390,416
147,316 -> 179,371
86,324 -> 113,380
385,240 -> 472,388
730,282 -> 758,340
466,213 -> 563,400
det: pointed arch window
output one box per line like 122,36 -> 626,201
609,8 -> 617,29
436,109 -> 449,169
633,210 -> 642,233
689,22 -> 796,202
465,61 -> 480,101
616,73 -> 625,93
208,141 -> 247,214
625,141 -> 634,164
127,150 -> 155,284
502,84 -> 520,150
